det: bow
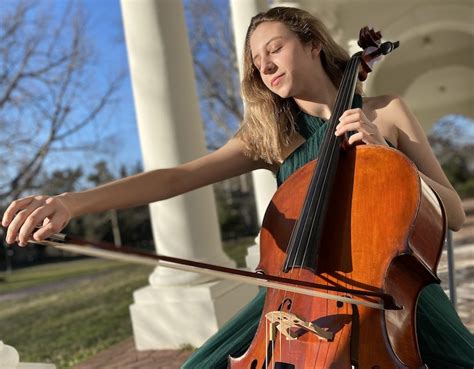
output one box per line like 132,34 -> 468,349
27,232 -> 399,310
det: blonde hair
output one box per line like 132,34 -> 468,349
235,7 -> 363,163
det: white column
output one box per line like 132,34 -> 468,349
121,0 -> 257,350
230,0 -> 277,225
271,1 -> 302,8
230,0 -> 268,69
230,0 -> 277,271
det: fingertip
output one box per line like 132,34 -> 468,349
33,230 -> 46,242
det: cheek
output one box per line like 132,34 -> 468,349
282,56 -> 305,87
257,73 -> 273,92
291,57 -> 313,86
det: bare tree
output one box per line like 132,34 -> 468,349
185,0 -> 243,149
184,1 -> 259,236
0,1 -> 124,201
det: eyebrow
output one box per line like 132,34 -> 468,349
252,36 -> 284,63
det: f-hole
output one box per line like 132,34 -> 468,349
274,363 -> 295,369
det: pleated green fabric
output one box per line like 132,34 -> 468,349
417,284 -> 473,368
182,94 -> 473,368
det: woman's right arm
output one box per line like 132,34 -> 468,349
2,138 -> 274,245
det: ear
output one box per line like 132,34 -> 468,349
311,42 -> 322,57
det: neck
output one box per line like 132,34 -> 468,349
293,73 -> 338,120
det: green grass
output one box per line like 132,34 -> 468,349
0,260 -> 153,368
0,258 -> 129,293
0,238 -> 254,368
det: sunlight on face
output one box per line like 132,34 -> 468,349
249,21 -> 317,98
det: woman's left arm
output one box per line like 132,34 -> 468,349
385,96 -> 466,231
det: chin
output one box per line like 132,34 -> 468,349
273,87 -> 292,99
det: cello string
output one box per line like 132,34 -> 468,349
307,57 -> 359,365
302,55 -> 359,264
293,56 -> 359,273
292,56 -> 359,367
274,55 -> 359,365
300,59 -> 359,265
294,56 -> 358,269
298,57 -> 359,270
272,53 -> 360,365
283,54 -> 358,297
285,62 -> 352,310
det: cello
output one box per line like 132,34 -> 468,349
228,27 -> 446,368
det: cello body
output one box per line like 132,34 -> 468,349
229,145 -> 446,368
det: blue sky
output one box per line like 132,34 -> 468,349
80,0 -> 142,174
2,0 -> 235,187
47,0 -> 234,177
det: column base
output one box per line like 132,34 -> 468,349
130,279 -> 258,350
0,341 -> 55,369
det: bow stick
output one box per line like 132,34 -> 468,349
24,232 -> 399,310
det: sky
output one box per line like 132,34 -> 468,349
1,0 -> 237,190
46,0 -> 234,177
80,0 -> 143,174
0,0 -> 146,178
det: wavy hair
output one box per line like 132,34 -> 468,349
234,7 -> 363,163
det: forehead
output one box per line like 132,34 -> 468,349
249,21 -> 295,55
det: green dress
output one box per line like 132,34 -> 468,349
182,94 -> 474,369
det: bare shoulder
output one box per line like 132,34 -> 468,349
369,94 -> 428,136
363,94 -> 446,181
362,94 -> 397,111
362,94 -> 406,121
364,94 -> 416,122
362,94 -> 400,147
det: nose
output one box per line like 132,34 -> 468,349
260,56 -> 277,75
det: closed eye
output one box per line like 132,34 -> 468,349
271,46 -> 282,54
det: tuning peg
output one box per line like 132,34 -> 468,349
380,41 -> 400,55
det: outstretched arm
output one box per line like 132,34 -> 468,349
2,138 -> 270,245
386,96 -> 466,231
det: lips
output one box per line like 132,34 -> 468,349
271,74 -> 285,87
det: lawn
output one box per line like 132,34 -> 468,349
0,237 -> 254,368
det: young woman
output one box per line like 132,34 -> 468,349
2,6 -> 472,369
